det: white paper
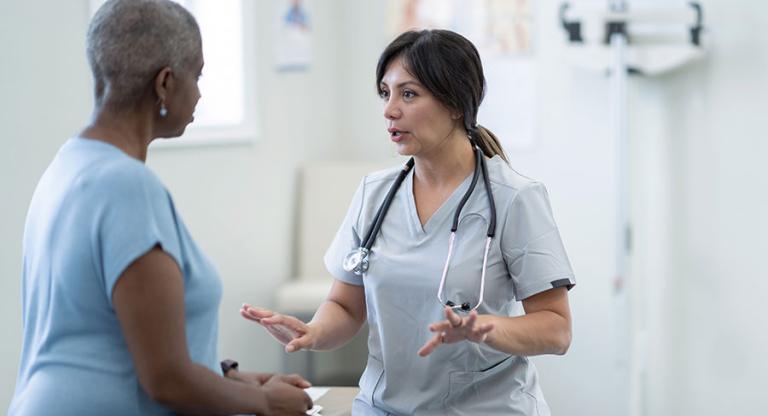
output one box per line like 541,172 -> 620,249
305,386 -> 330,402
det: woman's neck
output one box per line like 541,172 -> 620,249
413,133 -> 476,189
79,105 -> 154,162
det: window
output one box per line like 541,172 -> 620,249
89,0 -> 257,146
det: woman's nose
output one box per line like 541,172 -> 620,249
383,98 -> 401,120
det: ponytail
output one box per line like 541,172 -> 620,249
469,124 -> 508,163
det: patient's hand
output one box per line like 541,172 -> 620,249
226,369 -> 311,390
240,304 -> 317,352
224,370 -> 274,386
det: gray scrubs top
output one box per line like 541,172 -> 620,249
324,156 -> 575,416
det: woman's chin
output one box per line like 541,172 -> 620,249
393,143 -> 416,157
156,125 -> 189,139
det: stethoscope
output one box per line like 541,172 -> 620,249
342,142 -> 497,313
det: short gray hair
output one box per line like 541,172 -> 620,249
87,0 -> 202,108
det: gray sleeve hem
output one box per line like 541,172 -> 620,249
516,275 -> 576,301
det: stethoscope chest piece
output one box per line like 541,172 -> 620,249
343,247 -> 370,275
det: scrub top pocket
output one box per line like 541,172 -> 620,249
443,356 -> 548,416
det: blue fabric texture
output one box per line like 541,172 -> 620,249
9,138 -> 222,416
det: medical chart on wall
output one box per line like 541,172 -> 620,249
389,0 -> 538,151
276,0 -> 313,71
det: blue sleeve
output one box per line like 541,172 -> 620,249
500,182 -> 575,300
90,162 -> 184,305
323,178 -> 365,286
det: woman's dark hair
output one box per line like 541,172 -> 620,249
376,29 -> 507,161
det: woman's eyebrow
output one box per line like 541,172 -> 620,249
381,80 -> 420,89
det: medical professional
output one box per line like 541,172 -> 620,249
242,29 -> 575,415
8,1 -> 312,415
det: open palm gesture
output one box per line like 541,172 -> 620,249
240,304 -> 317,353
417,307 -> 494,357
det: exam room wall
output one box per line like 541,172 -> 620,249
631,0 -> 768,414
0,0 -> 349,409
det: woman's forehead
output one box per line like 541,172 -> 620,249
382,57 -> 420,86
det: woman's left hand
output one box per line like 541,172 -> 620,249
417,307 -> 495,357
225,370 -> 312,389
224,370 -> 274,385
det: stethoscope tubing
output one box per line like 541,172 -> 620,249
360,158 -> 414,250
452,147 -> 482,232
343,143 -> 497,312
437,145 -> 496,311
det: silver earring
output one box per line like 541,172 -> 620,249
159,103 -> 168,117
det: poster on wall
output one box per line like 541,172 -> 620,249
275,0 -> 313,71
388,0 -> 537,152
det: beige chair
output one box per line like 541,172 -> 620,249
276,161 -> 390,384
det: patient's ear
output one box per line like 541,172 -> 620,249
153,66 -> 174,102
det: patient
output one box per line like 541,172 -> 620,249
8,1 -> 311,415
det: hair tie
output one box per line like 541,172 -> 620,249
466,126 -> 478,146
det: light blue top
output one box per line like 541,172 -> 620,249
325,156 -> 575,416
9,137 -> 223,416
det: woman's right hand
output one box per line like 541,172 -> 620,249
240,304 -> 318,352
261,374 -> 313,415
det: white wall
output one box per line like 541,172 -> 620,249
2,0 -> 767,414
634,0 -> 768,414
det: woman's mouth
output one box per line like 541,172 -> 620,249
389,129 -> 407,142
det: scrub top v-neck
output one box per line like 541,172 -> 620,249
402,165 -> 474,236
324,155 -> 575,416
